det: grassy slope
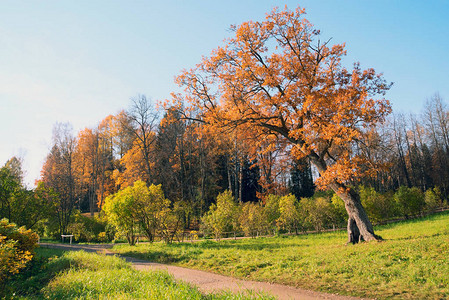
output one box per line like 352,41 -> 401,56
113,211 -> 449,299
5,249 -> 273,299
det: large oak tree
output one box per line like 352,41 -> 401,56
177,6 -> 392,243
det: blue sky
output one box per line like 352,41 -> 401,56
1,1 -> 448,186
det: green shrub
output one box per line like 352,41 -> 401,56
239,202 -> 269,237
0,219 -> 38,282
263,194 -> 280,230
97,232 -> 108,242
277,194 -> 300,233
424,187 -> 441,212
359,186 -> 399,223
67,212 -> 108,243
67,222 -> 95,242
394,186 -> 425,218
298,196 -> 335,231
201,190 -> 240,239
103,181 -> 172,245
330,194 -> 347,227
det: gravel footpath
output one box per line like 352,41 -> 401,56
40,243 -> 364,300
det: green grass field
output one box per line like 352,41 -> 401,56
112,211 -> 449,299
3,248 -> 272,299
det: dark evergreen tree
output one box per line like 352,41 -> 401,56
289,158 -> 315,199
241,158 -> 261,202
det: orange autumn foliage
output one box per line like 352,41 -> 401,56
176,6 -> 392,189
113,139 -> 153,189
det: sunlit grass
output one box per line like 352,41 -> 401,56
6,249 -> 272,299
113,211 -> 449,299
43,251 -> 272,299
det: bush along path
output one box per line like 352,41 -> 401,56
39,242 -> 362,300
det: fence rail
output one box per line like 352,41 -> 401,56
169,207 -> 449,243
41,207 -> 449,245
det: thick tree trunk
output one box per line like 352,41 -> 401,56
329,182 -> 382,244
309,155 -> 381,244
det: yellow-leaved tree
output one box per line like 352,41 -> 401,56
177,6 -> 392,243
103,180 -> 171,245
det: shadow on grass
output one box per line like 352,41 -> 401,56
118,250 -> 194,264
172,239 -> 289,251
116,241 -> 290,264
128,235 -> 331,254
181,230 -> 347,250
385,231 -> 449,242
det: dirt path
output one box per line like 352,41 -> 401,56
40,243 -> 364,300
